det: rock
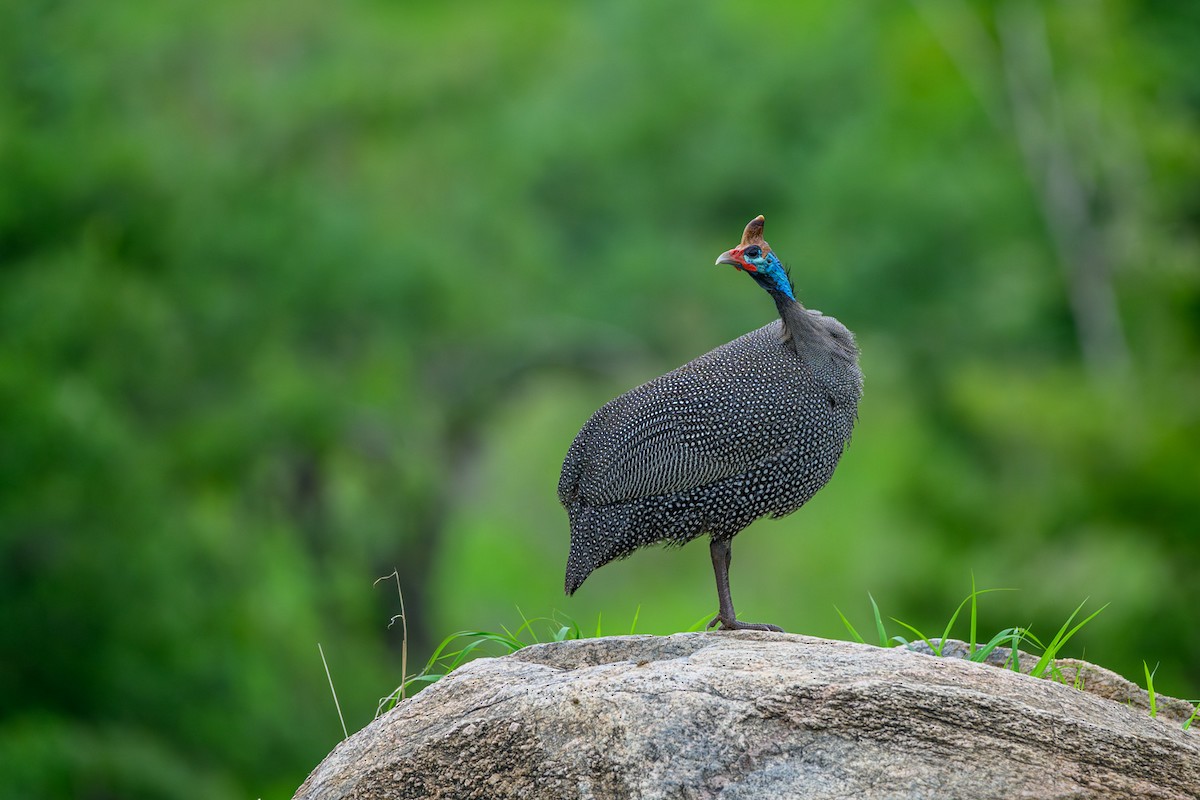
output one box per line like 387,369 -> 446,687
294,633 -> 1199,800
904,638 -> 1198,726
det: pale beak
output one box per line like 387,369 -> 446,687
715,249 -> 744,267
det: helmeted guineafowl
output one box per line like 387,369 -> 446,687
558,215 -> 862,631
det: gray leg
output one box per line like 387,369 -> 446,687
705,538 -> 784,632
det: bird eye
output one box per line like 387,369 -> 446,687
744,246 -> 762,259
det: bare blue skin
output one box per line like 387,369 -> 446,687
738,248 -> 796,302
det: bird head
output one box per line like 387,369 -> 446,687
715,215 -> 795,300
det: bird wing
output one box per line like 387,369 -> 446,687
561,333 -> 818,506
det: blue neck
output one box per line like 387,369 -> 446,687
751,253 -> 795,302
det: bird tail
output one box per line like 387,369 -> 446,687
563,502 -> 636,595
563,499 -> 711,594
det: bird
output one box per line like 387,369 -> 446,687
557,215 -> 862,631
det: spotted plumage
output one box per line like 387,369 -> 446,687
558,215 -> 862,631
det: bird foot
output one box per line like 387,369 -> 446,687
706,615 -> 784,633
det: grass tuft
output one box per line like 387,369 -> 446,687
840,584 -> 1018,661
376,607 -> 648,715
834,584 -> 1103,678
1028,599 -> 1109,678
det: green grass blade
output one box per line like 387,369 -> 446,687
400,674 -> 445,692
1184,703 -> 1198,731
551,610 -> 583,641
594,611 -> 603,639
513,606 -> 537,641
931,584 -> 1018,657
1008,628 -> 1024,671
972,627 -> 1023,663
1020,629 -> 1047,650
1030,601 -> 1084,676
938,595 -> 973,651
439,638 -> 505,671
869,593 -> 888,648
454,630 -> 525,651
1144,661 -> 1158,719
891,618 -> 939,656
408,630 -> 527,690
687,612 -> 713,632
834,605 -> 865,644
960,578 -> 1019,655
1030,601 -> 1108,678
419,631 -> 474,671
630,605 -> 641,635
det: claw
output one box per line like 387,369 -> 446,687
706,614 -> 784,633
725,620 -> 784,633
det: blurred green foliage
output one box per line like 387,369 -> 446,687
2,0 -> 1198,796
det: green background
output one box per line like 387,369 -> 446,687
2,1 -> 1197,797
